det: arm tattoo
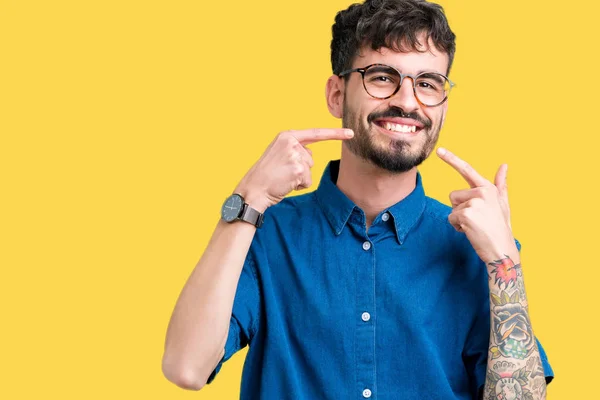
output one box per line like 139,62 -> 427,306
483,255 -> 546,400
489,256 -> 521,290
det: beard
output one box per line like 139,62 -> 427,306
342,101 -> 443,173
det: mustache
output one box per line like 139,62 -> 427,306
367,108 -> 432,129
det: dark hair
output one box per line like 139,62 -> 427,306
330,0 -> 456,75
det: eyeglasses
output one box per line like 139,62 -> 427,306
338,63 -> 455,107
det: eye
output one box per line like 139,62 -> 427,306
375,75 -> 391,82
367,74 -> 396,84
417,81 -> 438,90
415,73 -> 447,92
364,66 -> 399,85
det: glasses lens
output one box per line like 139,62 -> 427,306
414,73 -> 451,106
363,65 -> 401,99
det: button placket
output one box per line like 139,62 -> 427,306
357,234 -> 375,400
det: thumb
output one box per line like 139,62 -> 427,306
495,163 -> 512,229
494,163 -> 508,199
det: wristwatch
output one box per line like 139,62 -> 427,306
221,193 -> 264,228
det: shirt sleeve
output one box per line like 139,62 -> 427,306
206,252 -> 262,384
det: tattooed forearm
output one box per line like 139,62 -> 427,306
489,256 -> 522,292
484,255 -> 546,400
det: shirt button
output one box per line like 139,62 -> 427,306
362,241 -> 371,251
361,312 -> 371,322
363,388 -> 372,398
382,212 -> 390,222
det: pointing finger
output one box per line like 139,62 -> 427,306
292,128 -> 354,145
436,147 -> 490,188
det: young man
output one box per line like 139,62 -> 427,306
162,1 -> 554,398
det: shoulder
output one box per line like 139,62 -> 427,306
253,192 -> 320,241
419,195 -> 479,256
263,192 -> 318,220
422,196 -> 453,226
248,192 -> 321,268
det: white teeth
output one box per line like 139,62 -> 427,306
382,122 -> 418,133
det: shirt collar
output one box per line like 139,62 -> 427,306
314,160 -> 427,244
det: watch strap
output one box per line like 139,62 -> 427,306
240,203 -> 264,228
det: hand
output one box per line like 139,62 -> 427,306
436,147 -> 518,263
235,128 -> 354,212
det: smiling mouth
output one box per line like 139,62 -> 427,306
374,121 -> 423,134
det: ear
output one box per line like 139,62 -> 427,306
326,75 -> 344,119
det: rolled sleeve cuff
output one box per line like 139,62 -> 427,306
206,319 -> 241,384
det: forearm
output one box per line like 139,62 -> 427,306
162,219 -> 257,389
483,253 -> 547,400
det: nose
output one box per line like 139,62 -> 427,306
388,76 -> 420,114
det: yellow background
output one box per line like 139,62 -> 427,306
1,0 -> 596,398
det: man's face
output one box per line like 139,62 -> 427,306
341,39 -> 450,173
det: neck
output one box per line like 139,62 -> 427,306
336,146 -> 418,229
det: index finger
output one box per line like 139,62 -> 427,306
436,147 -> 490,188
292,128 -> 354,145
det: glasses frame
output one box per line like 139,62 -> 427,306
338,63 -> 456,107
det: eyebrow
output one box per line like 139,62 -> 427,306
387,65 -> 445,76
410,68 -> 445,76
417,73 -> 446,84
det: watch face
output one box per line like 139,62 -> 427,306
221,194 -> 244,222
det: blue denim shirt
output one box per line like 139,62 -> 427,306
209,160 -> 553,399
